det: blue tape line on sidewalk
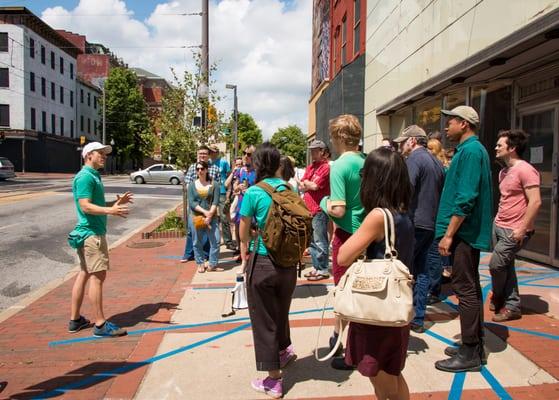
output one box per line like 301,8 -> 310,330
424,329 -> 457,346
35,323 -> 252,399
485,322 -> 559,341
448,372 -> 466,400
49,307 -> 334,347
480,367 -> 513,400
518,283 -> 559,288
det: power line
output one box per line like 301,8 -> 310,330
2,12 -> 202,17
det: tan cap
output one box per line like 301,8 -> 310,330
308,139 -> 327,149
209,145 -> 219,153
393,125 -> 427,143
441,106 -> 480,126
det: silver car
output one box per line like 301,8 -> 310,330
0,157 -> 16,180
130,164 -> 184,185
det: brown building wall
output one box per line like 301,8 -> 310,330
330,0 -> 366,78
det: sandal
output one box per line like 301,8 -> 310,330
207,266 -> 224,272
307,273 -> 330,281
304,268 -> 317,278
197,265 -> 206,273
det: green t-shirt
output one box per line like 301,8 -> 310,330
320,151 -> 365,233
72,166 -> 107,237
239,177 -> 287,255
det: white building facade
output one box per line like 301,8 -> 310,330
363,0 -> 559,265
77,78 -> 101,141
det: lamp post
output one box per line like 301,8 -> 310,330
110,138 -> 115,174
225,84 -> 238,159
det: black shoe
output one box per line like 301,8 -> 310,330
329,334 -> 343,357
233,249 -> 241,256
445,344 -> 487,364
435,344 -> 483,372
427,295 -> 442,305
330,357 -> 355,370
410,322 -> 426,333
68,316 -> 91,333
226,244 -> 237,251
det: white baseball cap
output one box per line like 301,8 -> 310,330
82,142 -> 112,159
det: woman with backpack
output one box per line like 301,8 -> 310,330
239,142 -> 298,399
188,161 -> 222,273
337,147 -> 413,400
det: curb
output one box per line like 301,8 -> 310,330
0,203 -> 180,324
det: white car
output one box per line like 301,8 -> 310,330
0,157 -> 16,180
130,164 -> 184,185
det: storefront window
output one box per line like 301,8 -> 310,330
389,106 -> 413,139
414,97 -> 442,135
443,88 -> 467,111
470,82 -> 512,147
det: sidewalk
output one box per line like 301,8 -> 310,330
0,219 -> 558,399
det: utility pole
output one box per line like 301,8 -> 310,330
102,81 -> 106,145
226,84 -> 238,159
200,0 -> 209,132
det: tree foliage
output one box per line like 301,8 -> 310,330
270,125 -> 307,167
102,67 -> 153,169
159,59 -> 224,169
227,112 -> 263,155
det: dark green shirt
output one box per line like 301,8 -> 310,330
435,136 -> 493,251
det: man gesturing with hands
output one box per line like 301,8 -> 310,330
68,142 -> 132,337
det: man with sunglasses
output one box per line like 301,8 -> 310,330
181,145 -> 221,262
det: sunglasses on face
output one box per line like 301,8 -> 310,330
196,167 -> 206,171
243,151 -> 253,156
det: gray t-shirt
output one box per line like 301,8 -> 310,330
406,147 -> 445,231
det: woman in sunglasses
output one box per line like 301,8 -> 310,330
188,161 -> 222,273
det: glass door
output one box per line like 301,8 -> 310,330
519,106 -> 558,266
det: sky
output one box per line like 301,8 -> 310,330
13,0 -> 312,138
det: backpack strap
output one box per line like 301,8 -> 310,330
255,180 -> 292,196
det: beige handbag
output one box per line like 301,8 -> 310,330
315,208 -> 414,361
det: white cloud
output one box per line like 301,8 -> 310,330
42,0 -> 312,139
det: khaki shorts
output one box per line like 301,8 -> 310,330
77,235 -> 110,273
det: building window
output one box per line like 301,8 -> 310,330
30,107 -> 36,130
94,96 -> 97,109
70,90 -> 74,107
51,82 -> 55,101
30,71 -> 35,91
71,119 -> 74,137
51,114 -> 55,134
94,121 -> 97,135
80,89 -> 84,103
87,118 -> 91,133
80,115 -> 84,131
59,57 -> 64,74
0,68 -> 8,87
0,33 -> 8,52
333,28 -> 338,72
29,38 -> 35,58
41,45 -> 45,64
353,0 -> 360,55
42,111 -> 46,132
60,86 -> 64,104
87,92 -> 91,107
341,15 -> 347,65
41,77 -> 46,96
60,116 -> 64,136
50,51 -> 55,69
0,104 -> 9,127
70,63 -> 74,79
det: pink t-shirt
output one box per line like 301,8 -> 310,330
494,160 -> 540,230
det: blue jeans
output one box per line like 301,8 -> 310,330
183,215 -> 210,260
427,238 -> 451,298
192,217 -> 221,267
412,228 -> 434,326
310,211 -> 329,273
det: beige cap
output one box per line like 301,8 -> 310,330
393,125 -> 427,143
441,105 -> 480,126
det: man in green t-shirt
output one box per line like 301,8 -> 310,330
69,142 -> 132,337
320,114 -> 365,371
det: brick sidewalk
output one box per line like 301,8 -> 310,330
0,228 -> 558,399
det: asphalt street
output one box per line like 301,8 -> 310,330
0,176 -> 182,311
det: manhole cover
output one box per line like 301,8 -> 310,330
127,241 -> 165,249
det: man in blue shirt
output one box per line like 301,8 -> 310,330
210,146 -> 235,250
395,125 -> 444,333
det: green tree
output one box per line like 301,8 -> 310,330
101,67 -> 153,169
159,60 -> 224,168
271,125 -> 307,167
231,112 -> 262,153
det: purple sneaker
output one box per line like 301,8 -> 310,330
279,345 -> 297,368
251,376 -> 283,399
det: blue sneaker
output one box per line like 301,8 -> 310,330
93,321 -> 127,337
68,316 -> 90,333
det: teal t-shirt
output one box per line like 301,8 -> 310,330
72,166 -> 107,237
239,177 -> 287,255
320,151 -> 365,233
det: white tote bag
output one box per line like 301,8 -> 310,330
316,208 -> 414,361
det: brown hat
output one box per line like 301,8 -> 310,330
393,125 -> 427,143
441,106 -> 480,126
308,139 -> 327,149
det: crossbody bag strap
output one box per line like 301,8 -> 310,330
373,207 -> 392,259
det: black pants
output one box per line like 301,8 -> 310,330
450,237 -> 483,345
247,253 -> 297,371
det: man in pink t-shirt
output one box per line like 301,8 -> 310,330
490,129 -> 541,322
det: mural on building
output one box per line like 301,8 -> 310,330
311,0 -> 330,93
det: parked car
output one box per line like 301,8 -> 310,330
0,157 -> 15,180
130,164 -> 184,185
